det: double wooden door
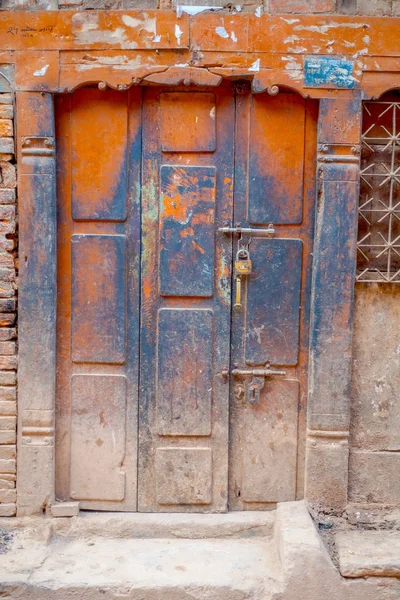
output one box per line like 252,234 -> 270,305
55,83 -> 316,512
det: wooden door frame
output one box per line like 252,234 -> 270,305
10,10 -> 400,515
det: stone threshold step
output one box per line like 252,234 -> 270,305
0,534 -> 283,600
0,510 -> 276,540
336,530 -> 400,578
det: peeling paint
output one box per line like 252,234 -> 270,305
175,24 -> 183,45
281,17 -> 300,24
255,6 -> 262,17
176,4 -> 223,17
33,64 -> 49,77
284,35 -> 301,44
122,14 -> 157,34
294,22 -> 366,34
287,46 -> 308,54
215,26 -> 229,39
231,31 -> 237,43
72,14 -> 139,49
249,58 -> 260,72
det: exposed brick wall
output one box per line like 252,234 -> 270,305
1,0 -> 400,14
0,92 -> 17,518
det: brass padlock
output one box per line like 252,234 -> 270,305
234,249 -> 252,275
234,249 -> 252,309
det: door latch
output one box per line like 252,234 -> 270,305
231,367 -> 286,404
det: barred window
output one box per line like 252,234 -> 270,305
357,93 -> 400,283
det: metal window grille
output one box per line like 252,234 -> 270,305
357,97 -> 400,283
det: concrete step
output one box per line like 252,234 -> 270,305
1,503 -> 400,600
336,530 -> 400,578
0,531 -> 283,599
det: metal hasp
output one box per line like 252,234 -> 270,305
232,368 -> 286,405
218,225 -> 275,236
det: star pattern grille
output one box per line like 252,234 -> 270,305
357,97 -> 400,283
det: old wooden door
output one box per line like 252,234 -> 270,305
55,84 -> 316,512
228,89 -> 317,509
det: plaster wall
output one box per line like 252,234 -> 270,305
349,284 -> 400,506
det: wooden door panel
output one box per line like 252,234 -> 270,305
229,89 -> 317,509
71,88 -> 128,221
248,94 -> 305,225
157,309 -> 213,437
245,238 -> 303,366
71,234 -> 126,364
70,374 -> 127,502
159,165 -> 216,297
231,379 -> 299,504
139,86 -> 234,512
56,87 -> 141,511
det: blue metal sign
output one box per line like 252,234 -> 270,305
304,56 -> 355,89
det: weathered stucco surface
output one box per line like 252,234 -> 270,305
350,284 -> 400,505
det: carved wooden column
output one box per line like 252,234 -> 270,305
17,92 -> 56,515
306,94 -> 362,511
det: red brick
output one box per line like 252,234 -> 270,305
0,205 -> 15,221
0,416 -> 16,431
0,189 -> 15,204
0,386 -> 16,400
0,356 -> 17,370
0,459 -> 16,474
0,401 -> 16,416
0,503 -> 16,516
0,140 -> 13,155
0,162 -> 16,189
0,488 -> 16,503
0,430 -> 15,444
269,0 -> 335,11
0,95 -> 13,105
0,254 -> 14,268
0,447 -> 16,461
0,106 -> 13,119
0,269 -> 15,283
0,477 -> 15,489
0,120 -> 13,138
0,371 -> 16,385
0,282 -> 15,298
0,327 -> 16,340
0,236 -> 14,252
0,342 -> 15,355
0,314 -> 16,327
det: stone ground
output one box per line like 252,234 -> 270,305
0,502 -> 399,600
